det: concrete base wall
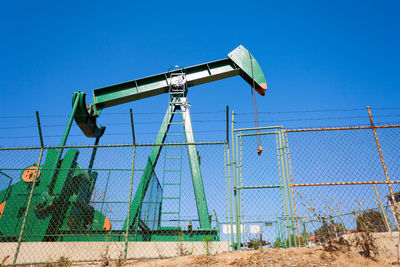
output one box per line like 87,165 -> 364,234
0,241 -> 231,265
344,232 -> 400,263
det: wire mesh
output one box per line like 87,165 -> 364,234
1,107 -> 400,264
0,142 -> 229,265
230,123 -> 400,250
286,126 -> 400,246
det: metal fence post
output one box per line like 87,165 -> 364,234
372,180 -> 391,232
277,130 -> 291,247
367,106 -> 399,231
231,111 -> 241,249
281,130 -> 296,246
13,111 -> 45,264
284,131 -> 302,247
225,106 -> 235,248
125,109 -> 136,259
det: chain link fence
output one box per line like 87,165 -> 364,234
231,119 -> 400,250
1,107 -> 400,264
287,125 -> 400,246
0,142 -> 229,265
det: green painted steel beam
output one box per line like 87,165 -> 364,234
91,58 -> 236,112
73,45 -> 267,137
123,104 -> 176,230
181,100 -> 211,229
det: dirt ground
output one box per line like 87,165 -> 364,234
18,233 -> 399,266
91,245 -> 399,267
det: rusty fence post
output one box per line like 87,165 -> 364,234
367,106 -> 399,231
372,180 -> 391,232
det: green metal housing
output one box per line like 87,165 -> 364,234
0,149 -> 107,241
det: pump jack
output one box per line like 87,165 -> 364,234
0,45 -> 266,242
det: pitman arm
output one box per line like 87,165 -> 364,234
73,45 -> 267,138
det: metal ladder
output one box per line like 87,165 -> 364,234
160,113 -> 184,228
160,68 -> 186,228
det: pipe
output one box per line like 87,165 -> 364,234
284,131 -> 302,247
232,111 -> 241,249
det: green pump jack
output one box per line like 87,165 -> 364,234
0,45 -> 267,242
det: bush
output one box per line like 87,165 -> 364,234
356,210 -> 386,232
315,219 -> 345,243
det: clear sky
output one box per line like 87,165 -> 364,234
0,0 -> 399,145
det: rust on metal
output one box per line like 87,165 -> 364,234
367,106 -> 399,231
372,180 -> 391,233
291,180 -> 400,187
284,124 -> 400,133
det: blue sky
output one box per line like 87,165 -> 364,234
0,1 -> 399,242
0,0 -> 399,146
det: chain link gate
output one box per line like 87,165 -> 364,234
229,108 -> 400,250
229,124 -> 297,249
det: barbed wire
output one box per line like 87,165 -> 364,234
234,108 -> 366,115
2,107 -> 400,120
0,130 -> 226,139
234,107 -> 400,115
4,121 -> 400,140
278,121 -> 400,131
0,119 -> 226,130
0,110 -> 226,119
3,114 -> 400,130
372,107 -> 400,110
234,114 -> 400,124
2,108 -> 400,140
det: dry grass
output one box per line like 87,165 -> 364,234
115,244 -> 398,267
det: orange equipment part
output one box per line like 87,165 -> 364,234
257,146 -> 263,156
103,216 -> 111,230
256,83 -> 267,96
0,201 -> 6,219
22,165 -> 41,183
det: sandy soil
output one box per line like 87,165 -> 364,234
112,245 -> 399,267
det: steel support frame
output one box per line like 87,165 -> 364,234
125,97 -> 211,232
